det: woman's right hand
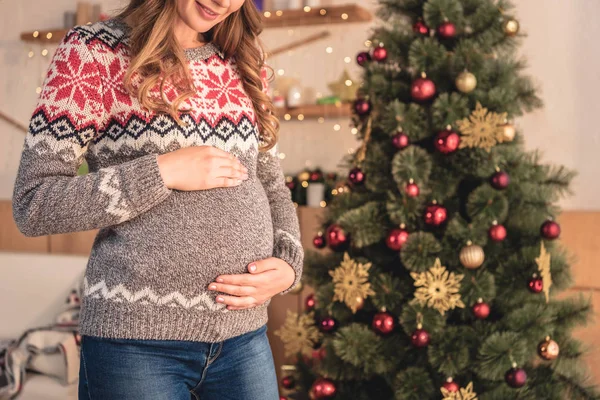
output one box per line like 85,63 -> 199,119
157,146 -> 248,191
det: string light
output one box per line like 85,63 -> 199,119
278,153 -> 286,160
28,51 -> 34,58
275,10 -> 283,16
46,33 -> 53,40
319,9 -> 327,15
320,201 -> 327,207
348,147 -> 355,154
344,56 -> 351,63
364,40 -> 372,47
341,13 -> 349,20
263,11 -> 271,17
331,189 -> 338,195
325,47 -> 333,54
303,6 -> 311,12
41,49 -> 49,56
277,69 -> 285,76
36,87 -> 42,94
297,114 -> 305,121
345,79 -> 352,87
318,117 -> 325,124
333,124 -> 341,131
351,128 -> 358,135
301,181 -> 309,188
32,31 -> 39,38
284,114 -> 291,121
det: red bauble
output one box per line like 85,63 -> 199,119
280,397 -> 288,400
488,224 -> 507,242
405,182 -> 420,197
313,234 -> 326,249
319,316 -> 336,332
310,378 -> 337,399
472,299 -> 491,319
325,224 -> 349,251
354,99 -> 371,116
392,132 -> 410,149
411,76 -> 436,102
528,276 -> 544,293
434,129 -> 460,154
413,20 -> 430,35
540,220 -> 561,240
372,45 -> 388,62
310,171 -> 323,182
356,51 -> 371,66
442,378 -> 460,393
505,367 -> 527,388
424,204 -> 447,226
437,21 -> 457,39
348,167 -> 366,185
386,228 -> 409,251
491,171 -> 510,190
372,311 -> 395,334
305,293 -> 316,311
285,180 -> 296,190
411,328 -> 430,347
281,375 -> 295,389
312,346 -> 327,361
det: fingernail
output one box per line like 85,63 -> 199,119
249,264 -> 257,272
217,277 -> 224,283
208,284 -> 217,290
216,297 -> 224,303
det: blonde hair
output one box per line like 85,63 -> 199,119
116,0 -> 279,151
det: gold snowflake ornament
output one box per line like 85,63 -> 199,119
536,242 -> 552,303
441,382 -> 478,400
329,253 -> 375,313
275,310 -> 322,358
456,102 -> 508,152
411,258 -> 465,315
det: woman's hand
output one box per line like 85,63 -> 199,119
208,258 -> 296,310
157,145 -> 248,191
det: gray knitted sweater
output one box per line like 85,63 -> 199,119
12,19 -> 303,342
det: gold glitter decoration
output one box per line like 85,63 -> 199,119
536,242 -> 552,303
410,258 -> 465,315
441,382 -> 478,400
329,252 -> 375,313
327,69 -> 358,102
275,310 -> 322,358
456,102 -> 508,152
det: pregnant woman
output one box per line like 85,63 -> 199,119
12,0 -> 303,399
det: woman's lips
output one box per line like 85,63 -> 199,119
195,1 -> 219,20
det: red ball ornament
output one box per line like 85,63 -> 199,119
505,366 -> 527,388
386,228 -> 409,251
540,220 -> 561,240
372,311 -> 395,334
280,397 -> 288,400
392,132 -> 410,150
313,233 -> 326,249
491,171 -> 510,190
405,181 -> 420,198
310,378 -> 337,399
488,223 -> 507,242
434,129 -> 460,154
411,327 -> 430,347
472,299 -> 491,320
348,167 -> 366,185
528,276 -> 544,293
372,45 -> 388,62
411,75 -> 436,102
442,378 -> 460,393
285,180 -> 296,190
354,99 -> 371,116
310,171 -> 323,182
318,316 -> 336,333
305,293 -> 316,311
424,204 -> 447,226
413,20 -> 430,36
356,51 -> 371,66
437,21 -> 457,39
281,375 -> 295,389
325,224 -> 349,251
312,346 -> 327,361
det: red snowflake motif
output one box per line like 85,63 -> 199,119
99,57 -> 132,113
45,46 -> 100,111
203,68 -> 246,108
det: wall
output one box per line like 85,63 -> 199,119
1,0 -> 599,208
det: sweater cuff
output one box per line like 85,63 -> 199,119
123,153 -> 172,214
273,234 -> 304,295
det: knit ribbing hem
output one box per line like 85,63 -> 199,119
275,239 -> 304,295
122,153 -> 172,215
78,298 -> 269,343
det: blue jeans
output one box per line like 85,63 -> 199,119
78,324 -> 279,400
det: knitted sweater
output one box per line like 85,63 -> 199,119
12,19 -> 303,343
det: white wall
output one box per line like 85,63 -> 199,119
1,0 -> 598,209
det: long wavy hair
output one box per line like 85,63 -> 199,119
116,0 -> 278,151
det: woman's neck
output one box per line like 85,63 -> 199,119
173,17 -> 206,49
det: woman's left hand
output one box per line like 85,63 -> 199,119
208,258 -> 296,310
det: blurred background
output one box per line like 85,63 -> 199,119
0,0 -> 599,399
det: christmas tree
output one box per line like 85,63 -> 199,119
275,1 -> 599,399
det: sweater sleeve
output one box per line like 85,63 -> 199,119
12,29 -> 172,237
256,66 -> 304,294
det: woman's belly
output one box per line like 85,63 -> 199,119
86,177 -> 274,298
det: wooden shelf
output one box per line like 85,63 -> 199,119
275,103 -> 352,120
21,4 -> 372,44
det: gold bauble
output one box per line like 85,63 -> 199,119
500,123 -> 516,142
455,71 -> 477,93
298,171 -> 311,182
353,296 -> 365,311
538,337 -> 560,360
459,243 -> 485,269
504,18 -> 520,37
288,280 -> 304,295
